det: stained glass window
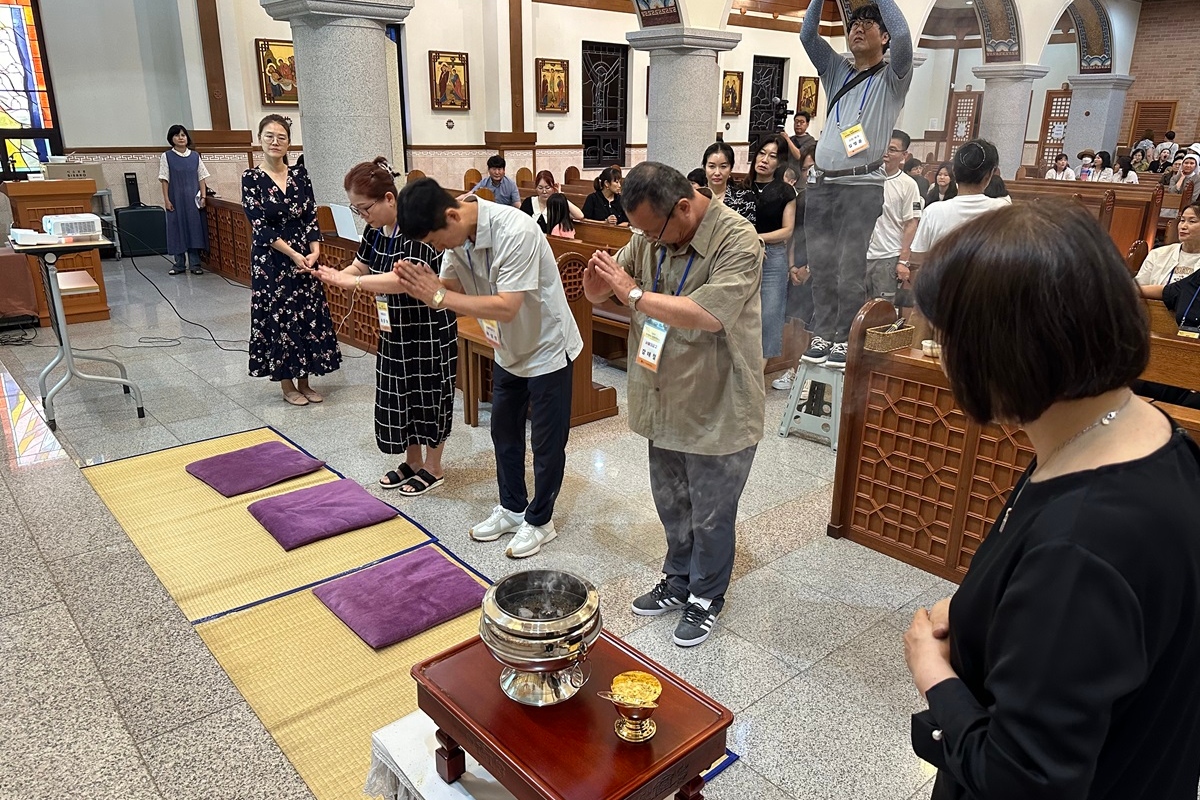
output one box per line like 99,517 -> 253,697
0,0 -> 57,176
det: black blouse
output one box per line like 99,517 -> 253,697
748,179 -> 797,235
913,427 -> 1200,800
582,191 -> 627,225
519,196 -> 549,233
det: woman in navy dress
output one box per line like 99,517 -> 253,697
241,114 -> 341,405
159,124 -> 209,275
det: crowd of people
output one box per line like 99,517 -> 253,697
218,0 -> 1200,792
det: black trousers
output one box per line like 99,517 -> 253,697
491,359 -> 573,527
649,442 -> 757,605
805,181 -> 885,341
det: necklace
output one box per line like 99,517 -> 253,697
999,392 -> 1134,533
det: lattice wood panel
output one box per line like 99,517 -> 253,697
851,373 -> 968,561
1036,90 -> 1072,170
945,91 -> 982,158
959,425 -> 1034,571
1128,101 -> 1175,150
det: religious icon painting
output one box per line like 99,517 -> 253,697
797,76 -> 819,117
721,71 -> 743,117
430,51 -> 471,111
635,0 -> 681,27
256,39 -> 298,106
535,59 -> 569,113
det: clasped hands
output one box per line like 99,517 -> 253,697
584,250 -> 635,301
904,596 -> 958,699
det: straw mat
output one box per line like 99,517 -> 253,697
197,549 -> 484,800
83,428 -> 431,621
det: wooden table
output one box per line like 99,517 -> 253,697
412,633 -> 733,800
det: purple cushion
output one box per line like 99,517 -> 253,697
247,479 -> 398,551
313,546 -> 486,649
185,441 -> 325,497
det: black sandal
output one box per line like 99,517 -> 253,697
190,268 -> 204,275
398,469 -> 444,497
379,462 -> 418,489
168,267 -> 186,275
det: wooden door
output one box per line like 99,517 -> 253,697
944,90 -> 983,158
1035,89 -> 1072,172
1127,101 -> 1176,149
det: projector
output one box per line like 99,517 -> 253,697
42,213 -> 102,239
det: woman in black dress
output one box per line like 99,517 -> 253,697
903,201 -> 1200,799
242,114 -> 341,405
310,158 -> 457,496
581,166 -> 628,226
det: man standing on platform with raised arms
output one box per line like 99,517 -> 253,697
799,0 -> 912,368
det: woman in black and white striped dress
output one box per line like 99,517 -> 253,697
310,158 -> 457,495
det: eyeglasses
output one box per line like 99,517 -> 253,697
262,133 -> 289,143
536,184 -> 555,193
757,151 -> 780,161
886,146 -> 906,155
349,200 -> 378,218
630,199 -> 681,242
849,19 -> 879,33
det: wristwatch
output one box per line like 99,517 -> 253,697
431,287 -> 446,308
626,286 -> 644,311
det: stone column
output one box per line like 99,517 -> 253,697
627,28 -> 741,177
260,0 -> 414,204
971,63 -> 1049,179
1061,74 -> 1136,162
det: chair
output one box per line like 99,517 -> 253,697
406,169 -> 425,183
464,168 -> 482,191
515,167 -> 533,186
564,166 -> 580,183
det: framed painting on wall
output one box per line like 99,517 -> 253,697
256,39 -> 298,106
430,51 -> 470,111
797,76 -> 819,117
535,58 -> 569,113
721,71 -> 742,117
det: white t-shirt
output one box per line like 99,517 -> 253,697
1045,167 -> 1076,181
441,199 -> 583,377
1134,243 -> 1200,287
867,170 -> 923,259
910,194 -> 1012,256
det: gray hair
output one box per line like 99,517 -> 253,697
621,162 -> 695,218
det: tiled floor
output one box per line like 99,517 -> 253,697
1,258 -> 949,799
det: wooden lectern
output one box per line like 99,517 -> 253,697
0,179 -> 110,325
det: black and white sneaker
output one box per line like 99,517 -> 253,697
801,336 -> 832,364
631,579 -> 687,616
673,601 -> 719,647
827,341 -> 849,368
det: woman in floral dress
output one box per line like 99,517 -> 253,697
241,114 -> 341,405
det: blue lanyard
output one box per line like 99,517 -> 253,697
463,244 -> 493,296
835,71 -> 875,126
653,249 -> 696,296
1181,283 -> 1200,326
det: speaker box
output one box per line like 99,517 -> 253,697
124,172 -> 142,206
115,205 -> 167,257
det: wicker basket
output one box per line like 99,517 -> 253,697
863,324 -> 915,353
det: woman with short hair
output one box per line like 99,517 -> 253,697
904,200 -> 1200,800
161,124 -> 210,275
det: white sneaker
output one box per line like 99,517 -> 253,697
506,520 -> 557,558
470,505 -> 524,542
771,368 -> 795,391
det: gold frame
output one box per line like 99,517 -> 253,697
430,51 -> 471,111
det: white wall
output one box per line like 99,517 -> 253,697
1024,41 -> 1077,142
40,0 -> 202,147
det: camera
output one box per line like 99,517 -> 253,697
771,97 -> 792,131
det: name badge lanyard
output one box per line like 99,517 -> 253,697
374,225 -> 402,332
464,245 -> 504,347
637,249 -> 695,373
1179,283 -> 1200,330
834,71 -> 876,131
